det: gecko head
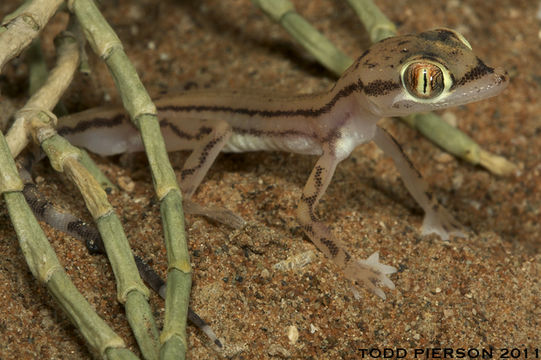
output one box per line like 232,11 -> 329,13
348,28 -> 508,117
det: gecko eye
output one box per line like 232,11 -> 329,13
401,62 -> 446,100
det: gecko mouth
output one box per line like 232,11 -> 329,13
435,67 -> 509,108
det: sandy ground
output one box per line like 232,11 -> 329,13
0,0 -> 539,359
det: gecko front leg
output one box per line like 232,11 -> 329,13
296,151 -> 396,299
372,126 -> 465,240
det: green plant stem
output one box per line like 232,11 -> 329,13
0,128 -> 138,359
27,38 -> 49,95
57,142 -> 159,360
25,33 -> 114,188
0,0 -> 64,72
252,0 -> 352,75
79,149 -> 117,190
6,21 -> 80,157
345,0 -> 396,42
8,17 -> 157,358
68,0 -> 191,357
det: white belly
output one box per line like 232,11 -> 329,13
223,133 -> 322,155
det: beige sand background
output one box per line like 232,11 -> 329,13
0,0 -> 539,358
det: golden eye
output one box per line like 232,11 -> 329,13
402,62 -> 445,99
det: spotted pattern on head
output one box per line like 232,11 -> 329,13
342,28 -> 508,116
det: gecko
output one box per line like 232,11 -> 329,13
56,28 -> 508,299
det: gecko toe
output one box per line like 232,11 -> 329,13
421,206 -> 467,241
183,200 -> 246,228
374,288 -> 386,300
346,252 -> 396,299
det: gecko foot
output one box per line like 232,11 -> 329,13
421,205 -> 466,241
183,200 -> 246,229
345,252 -> 396,300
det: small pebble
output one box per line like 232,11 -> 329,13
435,152 -> 454,163
273,250 -> 315,271
117,176 -> 135,192
287,325 -> 299,344
40,309 -> 54,329
260,268 -> 270,278
452,173 -> 464,190
268,344 -> 291,357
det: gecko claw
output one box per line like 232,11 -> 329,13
346,251 -> 396,300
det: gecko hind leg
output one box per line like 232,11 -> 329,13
170,118 -> 245,229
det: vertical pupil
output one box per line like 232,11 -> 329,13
422,69 -> 428,94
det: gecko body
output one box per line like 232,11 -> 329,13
58,29 -> 508,298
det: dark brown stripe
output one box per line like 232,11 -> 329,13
59,81 -> 365,138
363,80 -> 400,97
419,29 -> 460,45
397,39 -> 411,46
160,119 -> 212,140
158,81 -> 363,118
180,135 -> 224,180
231,126 -> 312,139
353,50 -> 371,70
453,58 -> 494,88
314,165 -> 323,190
344,251 -> 351,264
58,114 -> 126,136
321,237 -> 339,257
